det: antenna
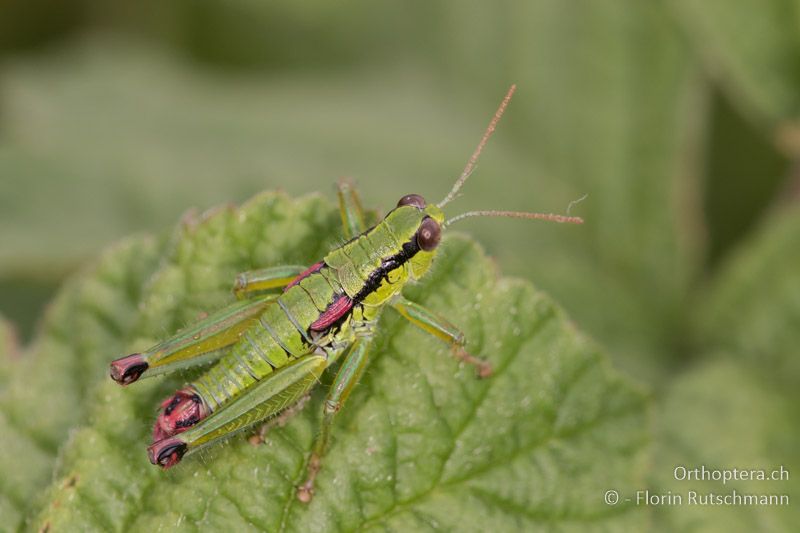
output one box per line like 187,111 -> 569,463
438,84 -> 516,208
437,85 -> 586,228
444,210 -> 583,228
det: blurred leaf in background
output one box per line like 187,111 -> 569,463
0,1 -> 704,379
1,0 -> 799,531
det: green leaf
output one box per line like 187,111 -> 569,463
701,92 -> 788,266
696,206 -> 800,389
0,236 -> 164,532
649,207 -> 800,531
2,192 -> 648,531
652,360 -> 800,532
0,313 -> 22,524
0,314 -> 20,390
670,0 -> 800,131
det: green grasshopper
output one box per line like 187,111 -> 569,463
109,85 -> 582,502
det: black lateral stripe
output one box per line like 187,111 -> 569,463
353,236 -> 420,303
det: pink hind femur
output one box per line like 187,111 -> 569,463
152,388 -> 208,442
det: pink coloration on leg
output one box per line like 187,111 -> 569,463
285,261 -> 325,291
310,294 -> 354,331
109,353 -> 148,385
148,437 -> 187,469
152,388 -> 208,442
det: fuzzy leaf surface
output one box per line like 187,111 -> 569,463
1,193 -> 650,532
0,236 -> 163,532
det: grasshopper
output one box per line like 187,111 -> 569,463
109,85 -> 582,502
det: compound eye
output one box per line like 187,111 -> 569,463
417,217 -> 441,251
397,194 -> 426,209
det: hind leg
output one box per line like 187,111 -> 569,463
110,296 -> 276,385
148,354 -> 327,469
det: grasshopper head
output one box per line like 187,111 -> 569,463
393,194 -> 445,280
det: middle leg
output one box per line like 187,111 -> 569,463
336,178 -> 368,239
248,392 -> 312,446
390,296 -> 492,378
297,333 -> 374,502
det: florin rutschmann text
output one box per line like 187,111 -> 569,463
603,465 -> 790,507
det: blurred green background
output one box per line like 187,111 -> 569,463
1,1 -> 799,530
